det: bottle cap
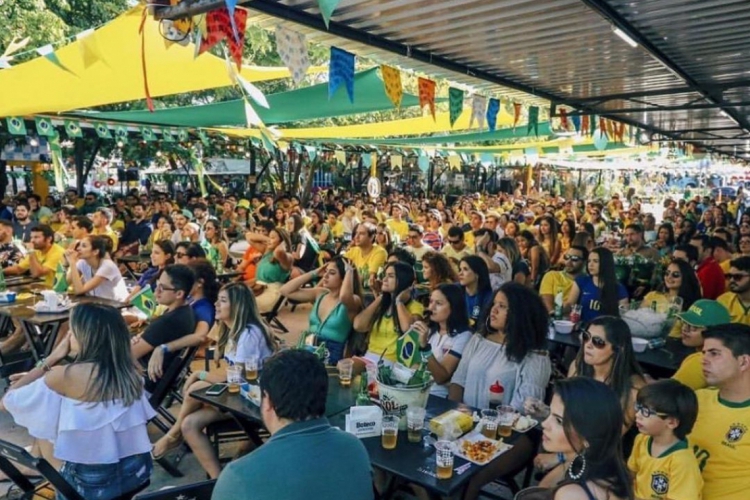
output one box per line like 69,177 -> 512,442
490,380 -> 504,393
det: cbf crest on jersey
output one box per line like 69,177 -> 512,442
651,472 -> 669,495
726,423 -> 747,443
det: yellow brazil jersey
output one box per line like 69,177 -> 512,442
690,388 -> 750,500
716,292 -> 750,326
330,220 -> 345,239
539,271 -> 575,304
386,219 -> 409,241
719,259 -> 731,290
367,300 -> 424,362
628,434 -> 703,500
672,351 -> 707,391
344,244 -> 388,292
18,243 -> 66,287
93,227 -> 119,251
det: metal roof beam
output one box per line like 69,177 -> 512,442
554,101 -> 750,116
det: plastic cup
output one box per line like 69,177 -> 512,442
338,359 -> 353,387
435,441 -> 455,479
227,365 -> 243,394
244,356 -> 259,381
480,409 -> 499,439
406,407 -> 426,443
381,415 -> 399,450
570,304 -> 582,323
497,405 -> 516,438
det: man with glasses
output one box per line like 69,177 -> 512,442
131,264 -> 196,393
540,246 -> 588,315
689,324 -> 750,500
441,226 -> 473,269
717,256 -> 750,326
672,299 -> 731,390
79,192 -> 100,216
404,224 -> 431,263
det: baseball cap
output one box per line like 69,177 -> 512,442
237,199 -> 251,209
677,299 -> 730,327
181,209 -> 193,221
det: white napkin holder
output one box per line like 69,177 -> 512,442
345,406 -> 382,439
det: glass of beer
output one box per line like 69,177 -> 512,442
244,356 -> 259,382
480,409 -> 499,439
381,415 -> 399,450
497,405 -> 516,438
435,440 -> 455,480
338,359 -> 353,387
406,407 -> 426,443
227,365 -> 243,394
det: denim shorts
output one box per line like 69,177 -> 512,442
58,452 -> 152,500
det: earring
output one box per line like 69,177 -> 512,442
567,452 -> 587,481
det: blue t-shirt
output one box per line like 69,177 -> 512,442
137,266 -> 161,290
190,297 -> 216,327
465,289 -> 492,327
575,275 -> 628,323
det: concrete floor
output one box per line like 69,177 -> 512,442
0,303 -> 516,499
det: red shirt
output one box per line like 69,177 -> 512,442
696,257 -> 726,300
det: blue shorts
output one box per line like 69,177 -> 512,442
58,452 -> 152,500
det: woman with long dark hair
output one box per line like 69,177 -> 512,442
66,235 -> 129,301
651,223 -> 676,257
517,230 -> 550,288
409,283 -> 472,398
519,377 -> 633,500
422,251 -> 458,291
245,227 -> 293,313
2,304 -> 154,500
150,283 -> 276,476
280,256 -> 363,364
641,259 -> 701,337
449,282 -> 551,500
538,216 -> 562,266
559,218 -> 576,261
458,255 -> 493,327
204,218 -> 230,269
353,261 -> 423,364
565,247 -> 628,323
125,239 -> 175,303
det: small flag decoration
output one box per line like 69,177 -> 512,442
115,125 -> 129,143
317,0 -> 342,28
486,98 -> 500,132
36,44 -> 72,73
449,87 -> 464,128
94,123 -> 112,139
177,129 -> 189,142
560,108 -> 569,129
275,26 -> 310,85
6,117 -> 26,136
34,117 -> 55,137
140,126 -> 156,142
200,7 -> 247,69
76,29 -> 103,68
53,263 -> 68,293
329,47 -> 355,103
581,115 -> 590,136
397,329 -> 420,368
418,77 -> 436,120
527,106 -> 539,136
162,129 -> 175,142
131,287 -> 157,318
470,95 -> 487,130
513,102 -> 522,130
198,130 -> 209,146
381,65 -> 403,108
571,114 -> 581,133
64,120 -> 83,138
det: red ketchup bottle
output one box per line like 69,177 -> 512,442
488,381 -> 504,409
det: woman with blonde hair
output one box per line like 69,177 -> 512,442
150,282 -> 276,477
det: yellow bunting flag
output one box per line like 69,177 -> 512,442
447,155 -> 461,170
391,154 -> 403,169
334,150 -> 346,165
381,65 -> 403,108
370,153 -> 377,177
418,77 -> 436,120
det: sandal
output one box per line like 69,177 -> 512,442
151,432 -> 183,460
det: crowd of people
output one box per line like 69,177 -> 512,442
0,183 -> 748,500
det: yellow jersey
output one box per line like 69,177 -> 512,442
672,352 -> 707,391
628,434 -> 703,500
18,244 -> 66,288
344,245 -> 388,292
642,291 -> 682,338
386,219 -> 409,240
716,292 -> 750,326
329,220 -> 345,239
93,227 -> 119,251
367,300 -> 424,362
690,388 -> 750,500
539,271 -> 576,303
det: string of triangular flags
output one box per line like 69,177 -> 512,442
0,23 -> 107,71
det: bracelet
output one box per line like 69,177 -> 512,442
198,371 -> 208,381
557,452 -> 566,465
35,358 -> 51,372
310,270 -> 318,278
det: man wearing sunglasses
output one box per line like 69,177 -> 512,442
672,299 -> 731,391
539,246 -> 588,315
718,256 -> 750,326
441,226 -> 472,268
689,324 -> 750,500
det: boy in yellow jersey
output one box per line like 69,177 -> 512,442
628,379 -> 702,500
385,204 -> 409,242
344,222 -> 387,293
539,245 -> 587,315
717,256 -> 750,326
672,299 -> 730,390
689,324 -> 750,500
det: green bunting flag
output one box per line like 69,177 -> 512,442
131,287 -> 156,318
197,130 -> 209,146
177,129 -> 189,142
6,117 -> 26,136
140,126 -> 156,142
64,120 -> 83,138
396,329 -> 420,368
94,123 -> 112,139
53,263 -> 68,293
35,117 -> 55,137
449,87 -> 464,128
115,125 -> 128,142
317,0 -> 341,28
527,106 -> 539,136
161,129 -> 175,142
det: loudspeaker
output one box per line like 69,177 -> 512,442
117,168 -> 127,182
126,168 -> 139,182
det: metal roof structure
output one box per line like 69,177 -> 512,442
154,0 -> 750,158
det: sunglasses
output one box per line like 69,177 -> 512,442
175,252 -> 187,258
634,402 -> 669,419
580,330 -> 608,349
563,255 -> 582,262
664,271 -> 682,279
725,273 -> 750,281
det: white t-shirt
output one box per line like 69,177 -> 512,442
428,329 -> 472,398
76,259 -> 129,302
489,252 -> 513,290
226,324 -> 274,366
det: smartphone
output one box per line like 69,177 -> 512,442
205,384 -> 227,396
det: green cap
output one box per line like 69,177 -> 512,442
677,299 -> 731,327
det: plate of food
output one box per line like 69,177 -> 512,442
513,415 -> 539,433
453,432 -> 513,465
